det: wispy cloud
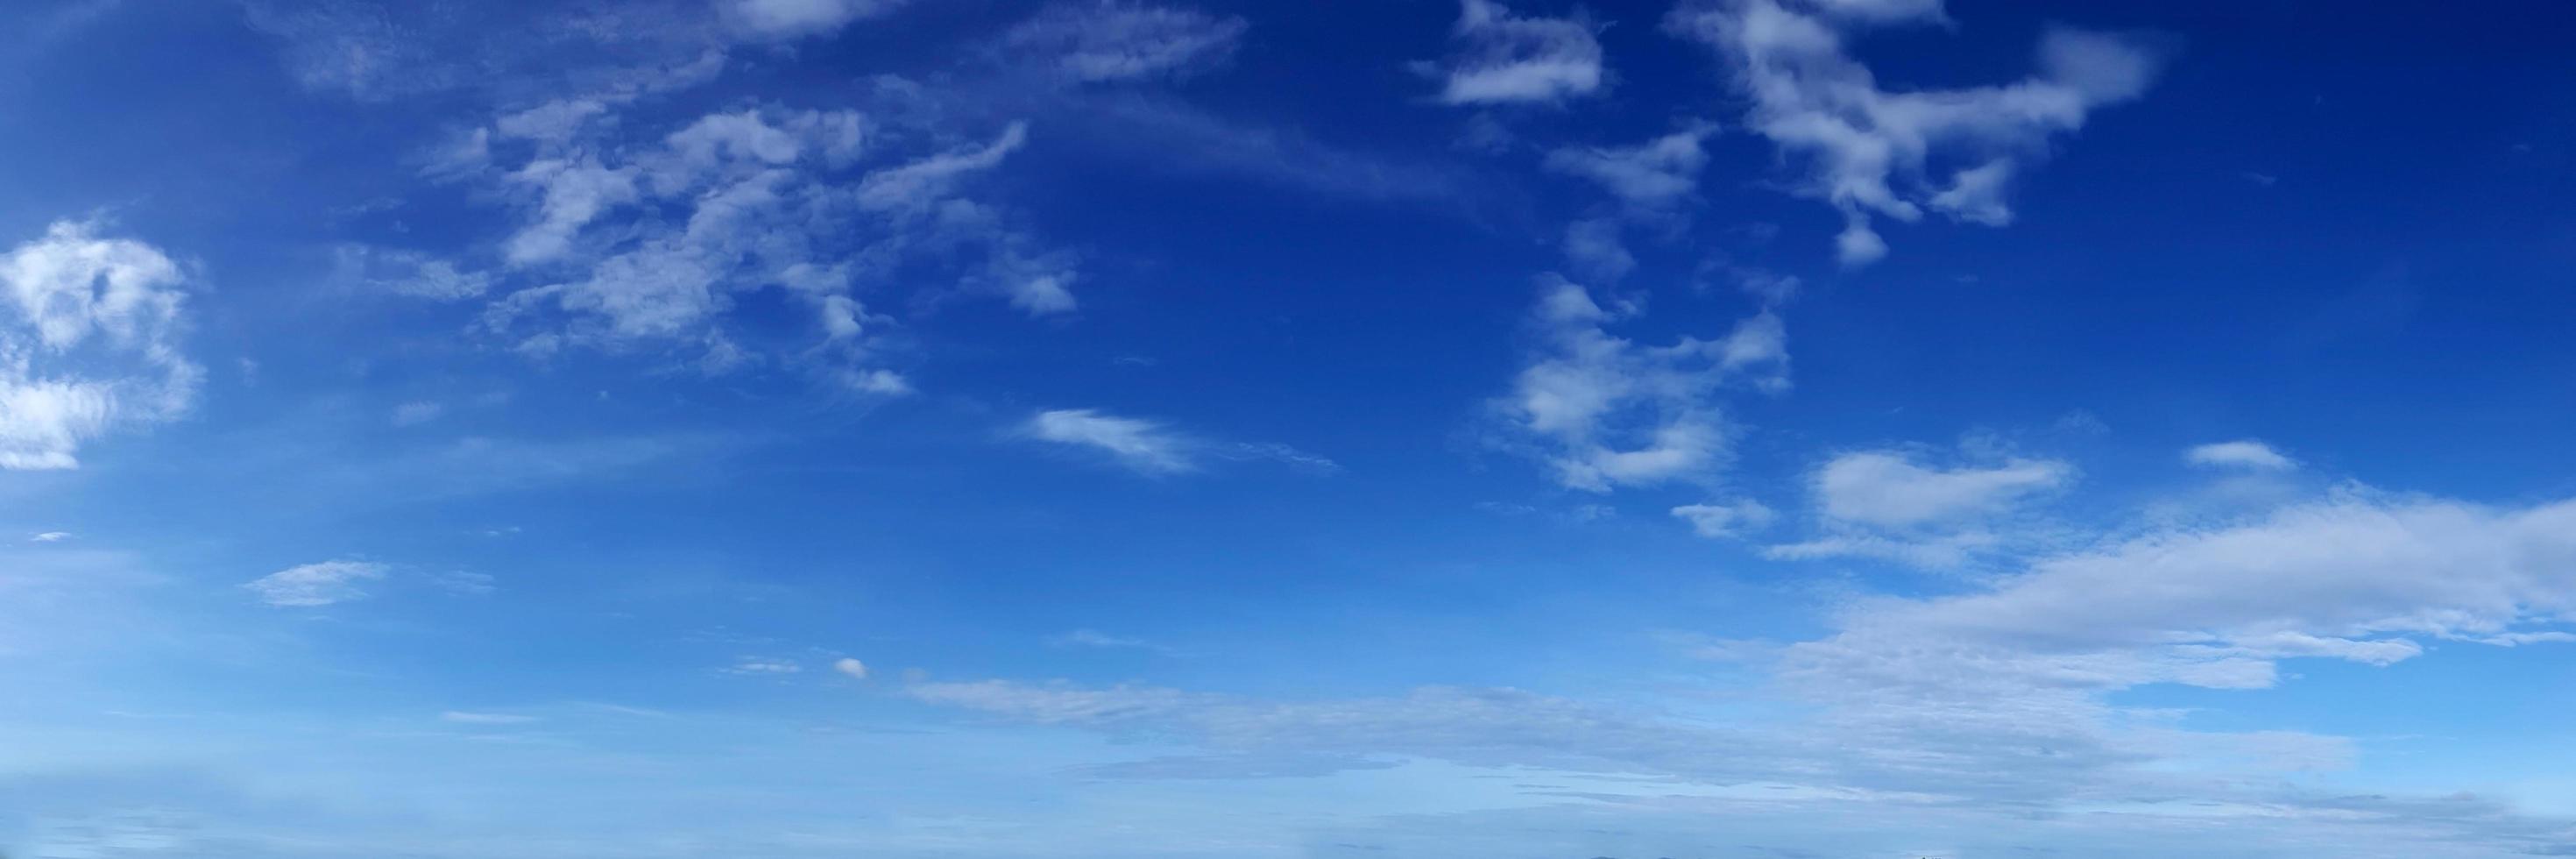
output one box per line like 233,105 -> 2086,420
241,560 -> 388,607
1021,408 -> 1335,477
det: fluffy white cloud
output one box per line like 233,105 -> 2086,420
242,560 -> 387,607
0,222 -> 198,470
722,0 -> 913,39
1433,0 -> 1604,104
1813,451 -> 2071,527
1503,278 -> 1786,492
1005,1 -> 1248,83
1024,408 -> 1197,475
1668,0 -> 2162,266
31,531 -> 72,543
832,657 -> 870,680
1672,499 -> 1775,538
2186,439 -> 2297,472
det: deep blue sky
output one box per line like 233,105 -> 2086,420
6,1 -> 2576,857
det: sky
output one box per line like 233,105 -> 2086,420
4,0 -> 2576,856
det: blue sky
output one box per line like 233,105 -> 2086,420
6,0 -> 2576,856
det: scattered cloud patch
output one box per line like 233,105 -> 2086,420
1432,0 -> 1605,105
31,531 -> 72,543
242,560 -> 387,607
1498,277 -> 1788,492
832,657 -> 870,680
1005,1 -> 1248,83
1544,124 -> 1717,211
725,658 -> 803,675
390,401 -> 444,427
1668,0 -> 2164,266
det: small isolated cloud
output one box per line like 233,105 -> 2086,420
832,657 -> 870,680
1815,451 -> 2071,528
1671,499 -> 1775,539
441,711 -> 538,725
1433,0 -> 1604,105
1005,1 -> 1248,83
2186,439 -> 2297,472
725,658 -> 803,675
31,531 -> 71,543
1023,408 -> 1197,475
242,560 -> 388,607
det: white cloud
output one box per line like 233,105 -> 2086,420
1797,491 -> 2576,701
1668,0 -> 2162,266
1005,1 -> 1248,83
832,657 -> 870,680
440,711 -> 537,725
1813,450 -> 2070,527
1023,408 -> 1196,475
31,531 -> 72,543
725,658 -> 803,675
1501,277 -> 1787,492
0,221 -> 198,470
1433,0 -> 1604,104
430,570 -> 496,596
242,560 -> 387,607
1543,124 -> 1717,210
502,156 -> 639,266
722,0 -> 913,39
854,122 -> 1030,213
2186,439 -> 2297,472
1672,499 -> 1775,538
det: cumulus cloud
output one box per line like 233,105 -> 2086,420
1667,0 -> 2162,266
832,657 -> 870,679
0,221 -> 198,470
1813,450 -> 2071,527
1432,0 -> 1605,104
242,560 -> 387,607
1023,408 -> 1197,475
1005,1 -> 1248,83
2186,439 -> 2297,472
1500,277 -> 1788,492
